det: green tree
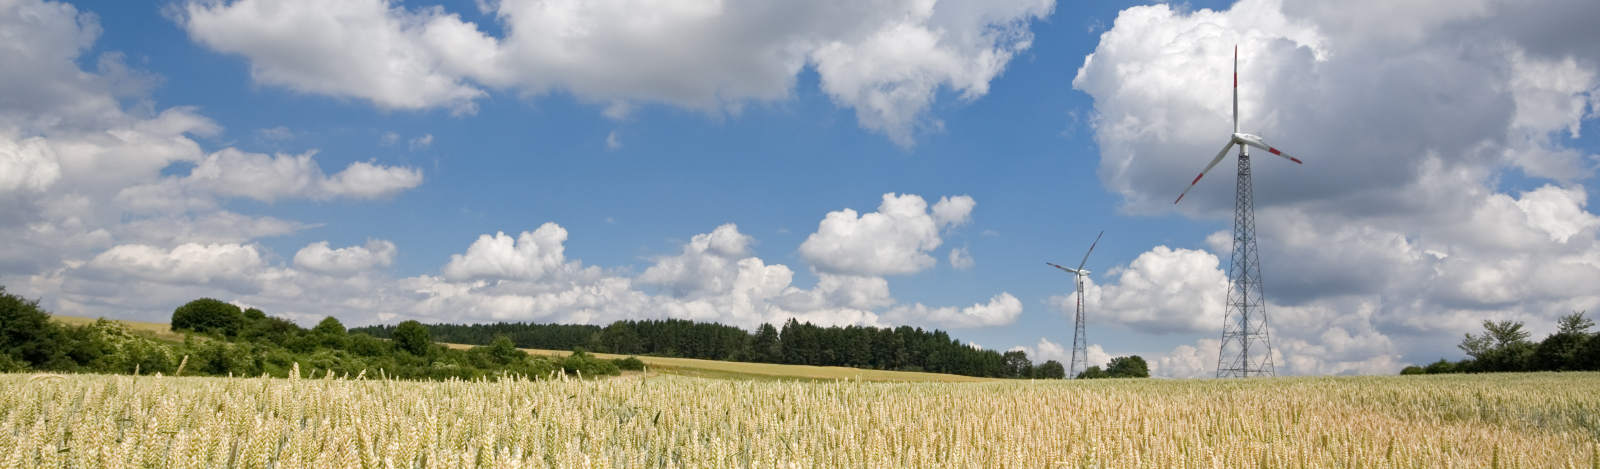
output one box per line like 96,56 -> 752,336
313,316 -> 346,335
485,336 -> 527,365
1533,312 -> 1591,371
1034,360 -> 1066,379
751,323 -> 781,363
394,320 -> 432,356
0,286 -> 68,370
1075,365 -> 1107,379
1105,355 -> 1150,378
1399,365 -> 1425,375
171,298 -> 245,337
1000,350 -> 1033,378
1460,320 -> 1534,372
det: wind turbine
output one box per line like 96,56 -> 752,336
1174,46 -> 1303,378
1047,231 -> 1102,379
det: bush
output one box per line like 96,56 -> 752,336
613,356 -> 646,371
561,348 -> 619,377
171,298 -> 245,337
1400,365 -> 1425,375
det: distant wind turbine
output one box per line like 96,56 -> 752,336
1047,231 -> 1102,379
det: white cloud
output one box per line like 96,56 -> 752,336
179,0 -> 489,113
441,224 -> 573,282
799,193 -> 967,276
948,246 -> 974,270
0,136 -> 62,193
175,149 -> 423,202
177,0 -> 1053,146
884,292 -> 1021,329
409,134 -> 433,150
293,239 -> 397,275
605,130 -> 621,150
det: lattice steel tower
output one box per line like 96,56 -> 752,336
1047,232 -> 1101,379
1214,148 -> 1276,378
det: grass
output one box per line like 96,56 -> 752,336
48,315 -> 188,345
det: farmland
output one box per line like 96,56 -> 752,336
3,371 -> 1595,468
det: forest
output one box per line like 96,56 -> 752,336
355,317 -> 1069,379
1402,311 -> 1600,374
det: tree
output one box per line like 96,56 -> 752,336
394,320 -> 432,356
485,336 -> 527,365
1001,350 -> 1033,378
313,316 -> 346,335
171,298 -> 245,337
1532,312 -> 1590,371
0,286 -> 68,370
1075,365 -> 1107,379
1460,320 -> 1534,372
1105,356 -> 1150,378
1035,360 -> 1066,379
751,323 -> 781,363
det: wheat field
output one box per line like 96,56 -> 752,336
2,370 -> 1595,468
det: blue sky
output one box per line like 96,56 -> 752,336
3,0 -> 1598,377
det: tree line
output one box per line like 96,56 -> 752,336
1402,311 -> 1600,374
0,287 -> 634,380
357,318 -> 1071,379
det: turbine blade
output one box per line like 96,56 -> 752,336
1046,262 -> 1077,274
1076,231 -> 1103,272
1175,140 -> 1237,204
1240,138 -> 1303,164
1233,45 -> 1239,134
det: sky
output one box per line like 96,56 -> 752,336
2,0 -> 1598,378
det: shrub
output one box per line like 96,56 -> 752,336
613,356 -> 646,371
171,298 -> 245,337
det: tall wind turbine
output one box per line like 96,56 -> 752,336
1174,46 -> 1303,378
1047,231 -> 1102,379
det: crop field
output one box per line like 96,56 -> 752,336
2,371 -> 1596,468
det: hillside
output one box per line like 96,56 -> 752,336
51,315 -> 991,382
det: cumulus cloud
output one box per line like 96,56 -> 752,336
1075,0 -> 1600,375
1049,246 -> 1226,335
179,149 -> 423,202
294,239 -> 397,275
392,196 -> 1015,330
799,193 -> 972,276
176,0 -> 1053,146
948,246 -> 974,270
441,224 -> 573,282
0,136 -> 62,193
884,293 -> 1022,329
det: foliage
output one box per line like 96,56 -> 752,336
393,320 -> 432,356
559,347 -> 620,377
358,316 -> 1054,379
170,298 -> 246,337
613,356 -> 646,371
1033,360 -> 1066,379
1411,311 -> 1599,374
1077,356 -> 1150,379
0,286 -> 68,370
